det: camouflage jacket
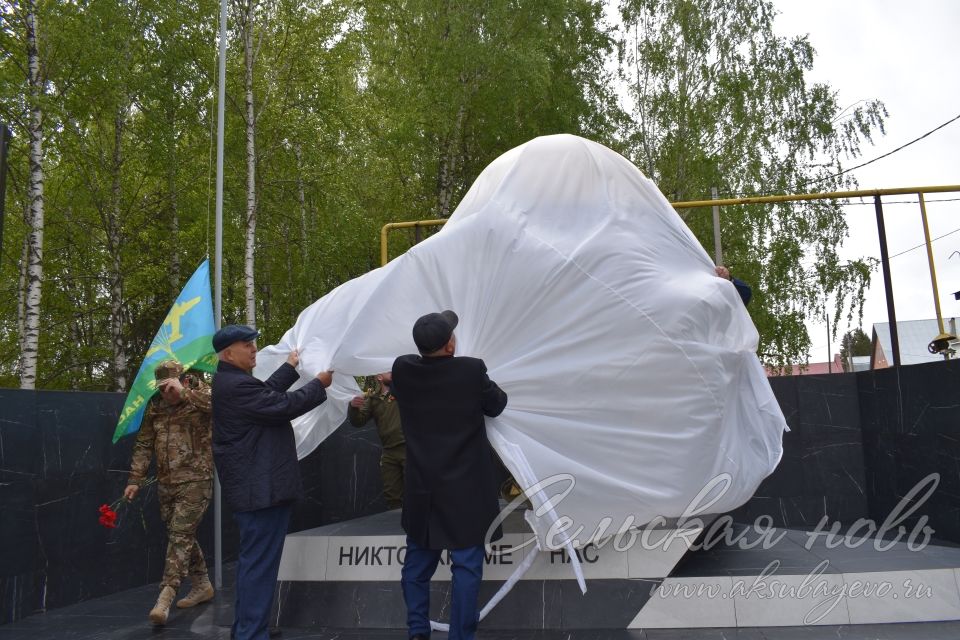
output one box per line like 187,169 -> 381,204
347,388 -> 405,449
129,378 -> 213,485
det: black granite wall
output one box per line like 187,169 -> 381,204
730,372 -> 870,528
858,360 -> 960,544
0,388 -> 383,625
729,360 -> 960,544
2,359 -> 960,623
0,389 -> 156,625
294,416 -> 386,531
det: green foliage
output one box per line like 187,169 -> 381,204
0,0 -> 619,389
356,0 -> 621,218
839,327 -> 872,371
618,0 -> 886,366
0,0 -> 888,388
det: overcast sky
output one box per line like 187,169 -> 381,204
772,0 -> 960,361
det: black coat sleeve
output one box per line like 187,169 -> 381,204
478,361 -> 507,417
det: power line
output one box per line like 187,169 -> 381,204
890,226 -> 960,259
795,220 -> 960,272
695,113 -> 960,199
803,112 -> 960,187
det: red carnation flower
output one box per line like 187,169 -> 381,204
98,504 -> 118,529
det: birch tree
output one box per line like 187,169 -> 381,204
107,100 -> 130,390
619,0 -> 887,365
238,0 -> 258,328
358,0 -> 620,221
18,0 -> 45,390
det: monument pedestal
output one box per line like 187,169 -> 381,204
273,510 -> 960,629
274,508 -> 696,629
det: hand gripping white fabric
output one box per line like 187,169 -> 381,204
255,134 -> 788,579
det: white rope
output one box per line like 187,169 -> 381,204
565,538 -> 586,594
429,543 -> 539,633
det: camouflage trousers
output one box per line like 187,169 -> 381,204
158,479 -> 213,590
381,445 -> 405,510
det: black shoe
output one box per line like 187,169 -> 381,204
410,635 -> 428,640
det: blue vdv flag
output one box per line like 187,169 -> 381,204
113,259 -> 217,442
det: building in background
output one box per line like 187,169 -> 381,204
767,354 -> 846,376
871,317 -> 960,369
767,317 -> 959,376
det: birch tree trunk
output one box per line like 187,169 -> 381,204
294,142 -> 311,298
168,103 -> 180,296
283,219 -> 294,319
20,0 -> 45,390
436,103 -> 466,218
243,0 -> 257,328
108,103 -> 128,391
169,162 -> 180,296
16,207 -> 29,355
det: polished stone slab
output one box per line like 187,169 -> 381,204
632,520 -> 960,628
3,560 -> 960,639
672,523 -> 960,577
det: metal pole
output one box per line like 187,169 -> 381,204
826,312 -> 832,373
918,193 -> 945,336
846,334 -> 854,373
874,195 -> 901,367
213,0 -> 228,591
0,124 -> 10,255
711,187 -> 722,265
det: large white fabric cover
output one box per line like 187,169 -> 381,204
255,134 -> 787,550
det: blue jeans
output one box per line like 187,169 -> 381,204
232,503 -> 292,640
401,536 -> 484,640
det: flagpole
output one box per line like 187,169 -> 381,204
214,0 -> 227,591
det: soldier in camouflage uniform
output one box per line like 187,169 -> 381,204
348,372 -> 405,509
124,360 -> 215,625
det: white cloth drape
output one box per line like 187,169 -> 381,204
254,134 -> 787,550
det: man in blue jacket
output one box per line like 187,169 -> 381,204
210,324 -> 333,640
715,265 -> 753,306
391,310 -> 508,640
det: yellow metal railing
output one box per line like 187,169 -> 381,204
381,185 -> 960,265
380,184 -> 960,367
380,219 -> 448,267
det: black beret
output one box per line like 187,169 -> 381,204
412,310 -> 458,353
212,324 -> 260,352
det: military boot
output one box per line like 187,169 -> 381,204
149,585 -> 177,625
177,575 -> 215,608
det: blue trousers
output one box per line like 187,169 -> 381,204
401,537 -> 484,640
232,503 -> 292,640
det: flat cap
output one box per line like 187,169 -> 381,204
412,310 -> 458,354
154,359 -> 184,381
212,324 -> 260,352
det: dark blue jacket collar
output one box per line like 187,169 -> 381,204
217,360 -> 250,375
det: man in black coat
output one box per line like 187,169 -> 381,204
391,310 -> 508,640
210,324 -> 333,640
